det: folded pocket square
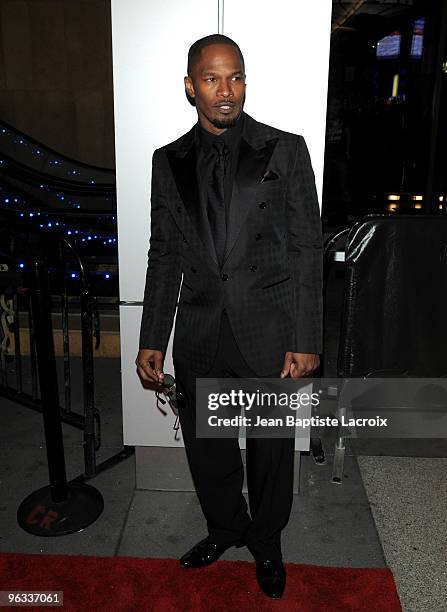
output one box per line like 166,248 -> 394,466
261,169 -> 280,182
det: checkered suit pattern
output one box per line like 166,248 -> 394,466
139,113 -> 323,375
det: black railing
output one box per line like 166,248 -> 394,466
0,218 -> 133,481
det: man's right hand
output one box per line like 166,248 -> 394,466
135,349 -> 165,386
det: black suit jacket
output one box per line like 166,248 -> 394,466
139,112 -> 323,376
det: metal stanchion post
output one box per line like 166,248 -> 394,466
17,258 -> 104,536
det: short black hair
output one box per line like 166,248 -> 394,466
187,34 -> 245,76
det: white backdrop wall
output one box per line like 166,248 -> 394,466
223,0 -> 331,206
111,0 -> 332,447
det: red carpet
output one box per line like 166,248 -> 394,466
0,552 -> 401,611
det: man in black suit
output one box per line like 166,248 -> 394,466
136,34 -> 323,599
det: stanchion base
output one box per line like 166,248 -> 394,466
17,482 -> 104,536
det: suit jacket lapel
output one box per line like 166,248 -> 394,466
166,130 -> 219,266
223,119 -> 279,265
164,114 -> 279,269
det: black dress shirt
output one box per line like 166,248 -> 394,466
194,113 -> 245,257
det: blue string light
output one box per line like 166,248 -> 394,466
1,128 -> 101,184
0,127 -> 117,253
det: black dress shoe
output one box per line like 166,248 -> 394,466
180,536 -> 244,568
255,560 -> 286,599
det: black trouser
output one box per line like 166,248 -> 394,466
173,309 -> 295,562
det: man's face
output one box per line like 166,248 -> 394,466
185,44 -> 246,134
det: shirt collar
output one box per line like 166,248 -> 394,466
195,111 -> 245,152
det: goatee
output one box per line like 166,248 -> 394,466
211,114 -> 241,129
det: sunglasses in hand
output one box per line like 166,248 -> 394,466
155,373 -> 184,441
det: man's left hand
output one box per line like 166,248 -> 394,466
280,352 -> 320,379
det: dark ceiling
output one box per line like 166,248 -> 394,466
331,0 -> 417,31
